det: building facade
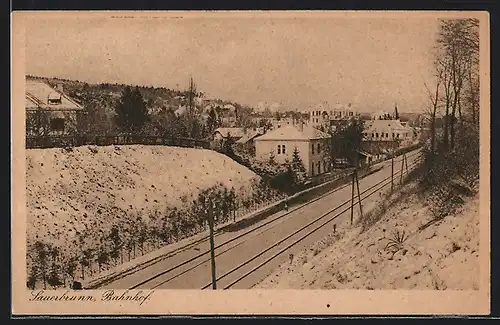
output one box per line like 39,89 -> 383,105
254,125 -> 331,177
361,119 -> 415,154
25,79 -> 86,137
309,103 -> 360,129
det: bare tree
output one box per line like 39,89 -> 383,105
423,59 -> 444,153
436,18 -> 480,150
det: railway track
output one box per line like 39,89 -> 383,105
206,157 -> 422,289
123,150 -> 422,290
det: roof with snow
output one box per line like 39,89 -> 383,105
255,124 -> 330,141
236,129 -> 264,144
213,127 -> 245,138
364,119 -> 410,131
25,80 -> 83,111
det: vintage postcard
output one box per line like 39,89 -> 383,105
11,10 -> 490,315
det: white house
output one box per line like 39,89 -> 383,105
363,119 -> 414,148
25,79 -> 85,136
309,103 -> 360,129
254,124 -> 331,177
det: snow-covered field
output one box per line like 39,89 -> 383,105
255,181 -> 480,290
26,145 -> 267,286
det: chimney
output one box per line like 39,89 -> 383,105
56,83 -> 64,93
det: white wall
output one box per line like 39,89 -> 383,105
255,138 -> 330,177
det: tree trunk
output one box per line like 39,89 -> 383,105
443,77 -> 451,151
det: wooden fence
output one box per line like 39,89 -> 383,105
26,135 -> 210,150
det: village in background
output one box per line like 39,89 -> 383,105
25,74 -> 424,173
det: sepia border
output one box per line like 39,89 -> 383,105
11,10 -> 491,315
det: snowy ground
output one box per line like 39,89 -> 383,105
255,181 -> 480,290
26,145 -> 260,263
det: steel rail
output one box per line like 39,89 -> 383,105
128,150 -> 421,289
199,156 -> 422,289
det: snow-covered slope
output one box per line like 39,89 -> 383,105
26,145 -> 260,249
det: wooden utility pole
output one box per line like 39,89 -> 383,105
355,169 -> 363,219
400,154 -> 406,184
233,200 -> 236,223
404,154 -> 409,176
207,198 -> 217,289
391,155 -> 394,192
350,170 -> 355,225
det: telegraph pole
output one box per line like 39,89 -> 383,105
350,169 -> 355,225
355,168 -> 363,219
207,198 -> 217,289
391,155 -> 394,192
400,154 -> 406,184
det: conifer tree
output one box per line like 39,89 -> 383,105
290,147 -> 307,185
115,86 -> 149,134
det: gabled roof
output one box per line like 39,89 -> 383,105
213,127 -> 245,138
364,119 -> 409,131
25,80 -> 83,111
236,129 -> 263,144
255,124 -> 330,141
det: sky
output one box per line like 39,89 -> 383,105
25,13 -> 440,113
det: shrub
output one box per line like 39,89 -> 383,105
419,125 -> 479,220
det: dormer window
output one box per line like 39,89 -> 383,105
48,92 -> 62,105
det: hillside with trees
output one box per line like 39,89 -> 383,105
25,75 -> 253,139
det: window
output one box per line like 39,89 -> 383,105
372,133 -> 375,138
381,133 -> 384,138
397,133 -> 400,138
376,133 -> 379,138
392,133 -> 395,138
277,145 -> 281,155
386,133 -> 389,138
317,143 -> 321,154
317,161 -> 321,174
311,163 -> 315,176
312,143 -> 315,155
282,145 -> 286,155
349,112 -> 353,117
50,118 -> 65,131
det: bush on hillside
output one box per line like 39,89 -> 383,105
26,177 -> 286,290
419,126 -> 479,220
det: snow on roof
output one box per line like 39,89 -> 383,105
364,119 -> 409,131
255,124 -> 330,141
214,127 -> 245,138
25,80 -> 83,111
236,129 -> 263,144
